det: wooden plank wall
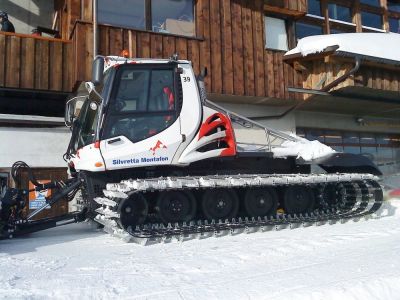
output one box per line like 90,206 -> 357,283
55,0 -> 92,39
303,60 -> 400,95
265,0 -> 307,12
0,32 -> 73,92
264,0 -> 307,16
72,0 -> 303,100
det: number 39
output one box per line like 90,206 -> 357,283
183,77 -> 191,82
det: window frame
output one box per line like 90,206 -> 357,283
97,0 -> 196,38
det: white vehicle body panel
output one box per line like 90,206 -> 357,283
100,121 -> 181,170
72,143 -> 105,172
171,63 -> 202,164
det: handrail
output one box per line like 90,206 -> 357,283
0,30 -> 71,43
204,99 -> 298,152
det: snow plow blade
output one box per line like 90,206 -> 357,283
315,153 -> 382,176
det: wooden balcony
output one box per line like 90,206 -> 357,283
1,0 -> 305,102
285,54 -> 400,101
282,49 -> 400,119
0,31 -> 73,93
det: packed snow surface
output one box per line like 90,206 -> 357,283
273,137 -> 336,160
1,200 -> 400,299
285,33 -> 400,63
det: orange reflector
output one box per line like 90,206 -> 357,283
94,141 -> 100,148
95,162 -> 103,167
121,49 -> 129,58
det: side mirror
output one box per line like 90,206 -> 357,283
65,96 -> 86,128
92,56 -> 105,86
85,81 -> 95,94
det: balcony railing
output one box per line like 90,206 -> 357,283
0,31 -> 73,92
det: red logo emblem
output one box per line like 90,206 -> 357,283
149,140 -> 167,155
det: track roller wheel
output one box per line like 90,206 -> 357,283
202,189 -> 239,220
156,191 -> 197,223
321,183 -> 346,209
329,183 -> 357,212
244,188 -> 278,217
283,186 -> 315,214
117,193 -> 148,229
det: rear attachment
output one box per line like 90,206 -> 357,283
0,162 -> 85,239
94,173 -> 383,244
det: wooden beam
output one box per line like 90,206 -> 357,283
381,0 -> 389,31
353,1 -> 362,32
321,0 -> 330,34
264,5 -> 307,18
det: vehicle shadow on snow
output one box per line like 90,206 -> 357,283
0,222 -> 105,255
374,200 -> 398,218
336,200 -> 397,226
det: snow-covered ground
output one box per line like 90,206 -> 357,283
1,199 -> 400,300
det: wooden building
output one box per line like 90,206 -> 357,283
0,0 -> 399,182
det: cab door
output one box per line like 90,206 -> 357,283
99,65 -> 183,170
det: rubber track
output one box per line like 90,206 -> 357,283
93,174 -> 383,244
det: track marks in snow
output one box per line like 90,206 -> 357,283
1,200 -> 400,300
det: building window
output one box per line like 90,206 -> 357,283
361,11 -> 383,29
388,1 -> 400,13
389,17 -> 400,32
98,0 -> 146,30
308,0 -> 322,16
98,0 -> 195,37
360,0 -> 381,7
151,0 -> 194,36
297,1 -> 356,40
328,4 -> 352,23
265,17 -> 288,51
298,128 -> 400,174
295,22 -> 323,40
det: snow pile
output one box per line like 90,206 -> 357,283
273,137 -> 335,161
285,33 -> 400,63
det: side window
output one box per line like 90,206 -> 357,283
265,16 -> 288,51
76,100 -> 99,149
104,67 -> 177,143
149,70 -> 175,111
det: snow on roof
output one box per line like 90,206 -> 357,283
285,33 -> 400,64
